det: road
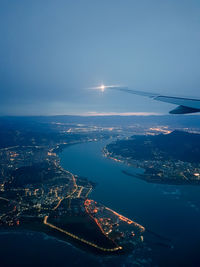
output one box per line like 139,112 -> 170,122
43,216 -> 122,252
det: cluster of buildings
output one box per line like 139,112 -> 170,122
0,142 -> 77,225
104,129 -> 200,185
0,145 -> 57,185
84,199 -> 145,248
0,139 -> 96,232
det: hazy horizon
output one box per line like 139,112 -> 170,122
1,0 -> 200,115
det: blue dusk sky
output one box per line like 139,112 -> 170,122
0,0 -> 200,115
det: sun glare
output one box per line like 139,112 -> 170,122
89,84 -> 121,92
100,85 -> 105,92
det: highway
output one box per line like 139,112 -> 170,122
53,169 -> 78,210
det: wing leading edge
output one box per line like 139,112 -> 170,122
112,87 -> 200,114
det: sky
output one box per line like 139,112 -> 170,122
0,0 -> 200,116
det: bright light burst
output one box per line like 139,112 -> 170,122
100,85 -> 105,92
89,84 -> 123,92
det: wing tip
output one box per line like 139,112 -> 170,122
169,105 -> 200,114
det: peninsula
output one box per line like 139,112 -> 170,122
0,117 -> 145,253
105,131 -> 200,185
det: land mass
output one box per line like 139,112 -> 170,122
105,131 -> 200,185
0,117 -> 144,254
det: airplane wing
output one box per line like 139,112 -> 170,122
113,87 -> 200,114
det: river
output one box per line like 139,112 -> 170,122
60,140 -> 200,266
0,140 -> 200,266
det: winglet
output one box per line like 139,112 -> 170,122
109,87 -> 200,114
169,105 -> 200,114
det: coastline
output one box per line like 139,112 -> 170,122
0,139 -> 145,255
103,145 -> 200,186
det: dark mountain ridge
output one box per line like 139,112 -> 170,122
107,130 -> 200,163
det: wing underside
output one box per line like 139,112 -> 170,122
113,87 -> 200,114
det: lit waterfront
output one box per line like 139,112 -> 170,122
0,140 -> 200,266
60,140 -> 200,266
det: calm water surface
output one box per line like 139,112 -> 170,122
60,140 -> 200,266
1,140 -> 200,266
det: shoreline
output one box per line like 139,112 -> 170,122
0,139 -> 145,255
103,146 -> 200,186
